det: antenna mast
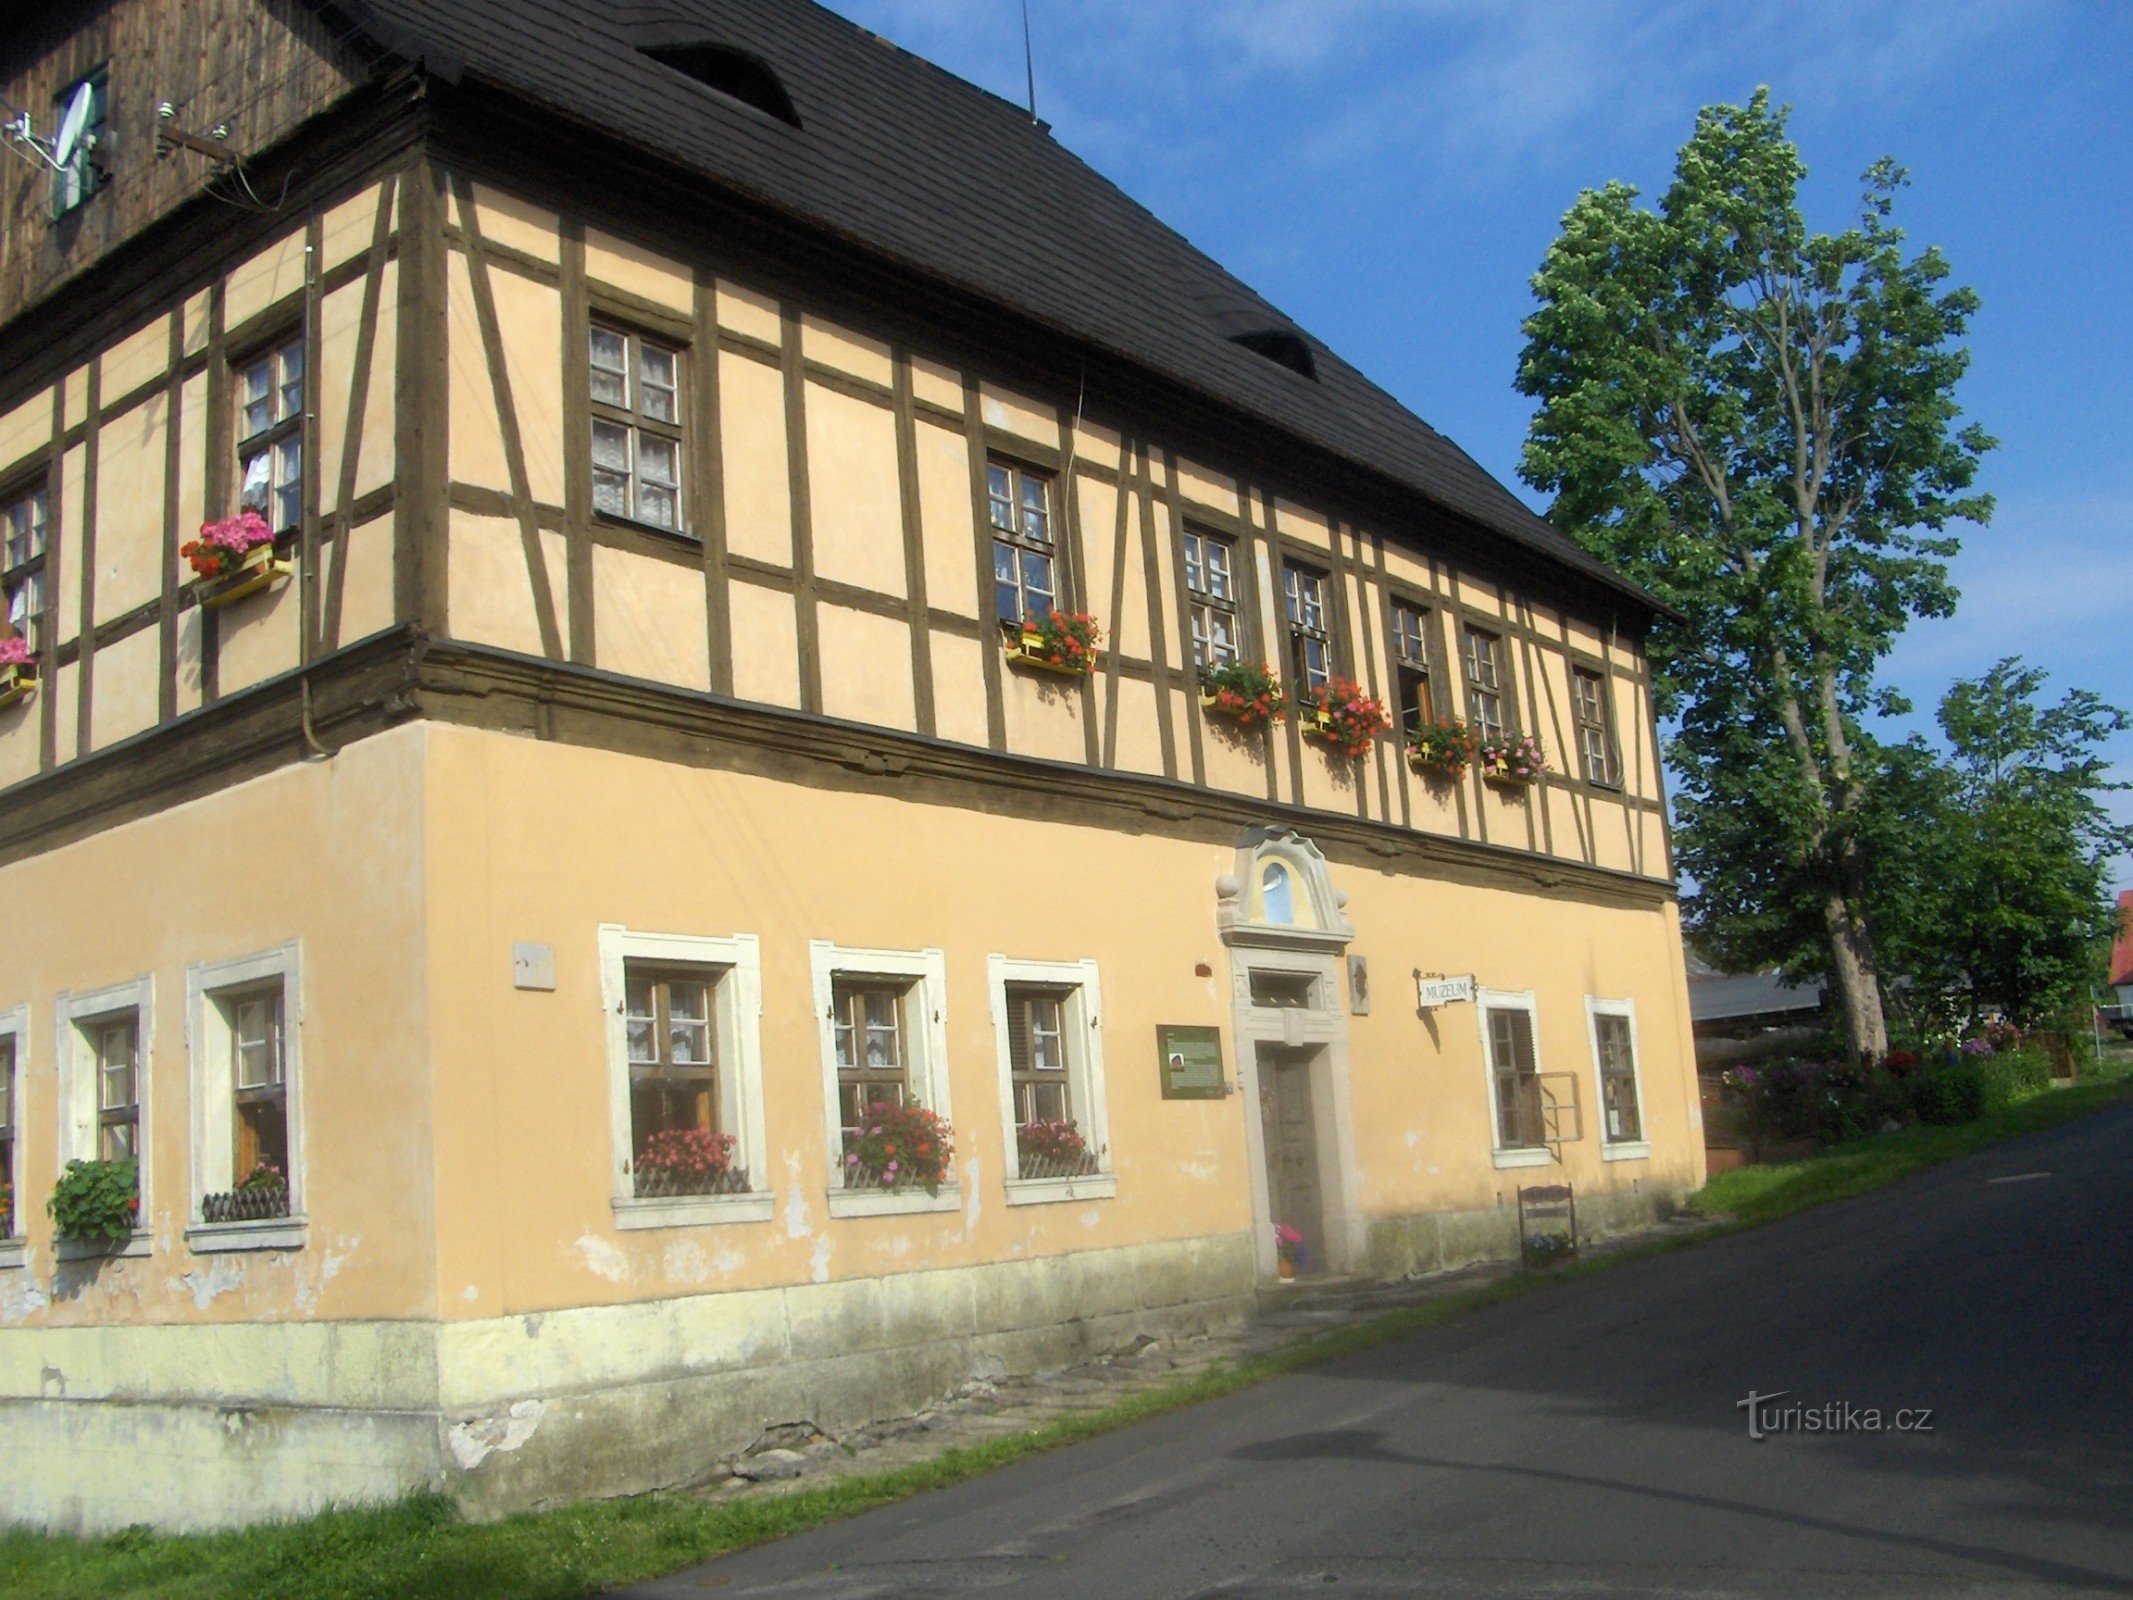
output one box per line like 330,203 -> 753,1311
1020,0 -> 1038,123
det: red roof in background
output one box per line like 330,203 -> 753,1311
2111,890 -> 2133,988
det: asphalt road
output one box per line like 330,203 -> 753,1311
627,1104 -> 2133,1599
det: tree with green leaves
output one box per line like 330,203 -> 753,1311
1874,661 -> 2130,1030
1516,90 -> 1994,1059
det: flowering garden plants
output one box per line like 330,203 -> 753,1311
1406,716 -> 1480,780
1298,677 -> 1394,758
1004,609 -> 1101,676
48,1157 -> 140,1246
182,511 -> 288,608
1198,659 -> 1285,729
1477,733 -> 1547,786
843,1099 -> 954,1194
633,1127 -> 746,1198
0,633 -> 34,709
1015,1118 -> 1101,1179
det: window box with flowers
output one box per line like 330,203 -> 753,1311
49,1156 -> 141,1254
1197,660 -> 1285,730
1015,1118 -> 1103,1180
1477,734 -> 1547,789
840,1099 -> 954,1196
184,512 -> 291,610
0,635 -> 35,710
631,1128 -> 751,1198
1406,716 -> 1480,782
1004,610 -> 1101,677
1298,677 -> 1394,758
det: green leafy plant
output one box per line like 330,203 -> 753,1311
48,1157 -> 140,1245
1197,660 -> 1285,729
1405,717 -> 1479,780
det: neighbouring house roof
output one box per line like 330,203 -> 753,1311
2109,890 -> 2133,989
325,0 -> 1667,618
1687,970 -> 1824,1027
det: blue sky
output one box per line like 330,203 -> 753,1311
826,0 -> 2133,891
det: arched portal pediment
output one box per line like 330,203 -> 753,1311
1216,827 -> 1354,952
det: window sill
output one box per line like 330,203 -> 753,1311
827,1184 -> 961,1219
1601,1141 -> 1651,1163
0,1239 -> 24,1271
612,1192 -> 773,1230
1491,1147 -> 1553,1170
1004,1173 -> 1117,1206
185,1218 -> 310,1253
594,509 -> 697,546
54,1231 -> 152,1262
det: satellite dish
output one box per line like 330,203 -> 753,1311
52,82 -> 94,170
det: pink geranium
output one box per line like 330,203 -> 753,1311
181,512 -> 276,580
0,636 -> 31,668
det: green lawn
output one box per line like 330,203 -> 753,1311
13,1065 -> 2130,1600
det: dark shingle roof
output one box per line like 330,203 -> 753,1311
333,0 -> 1659,613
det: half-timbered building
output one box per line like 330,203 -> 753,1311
0,0 -> 1705,1530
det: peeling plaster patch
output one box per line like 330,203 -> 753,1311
710,1241 -> 743,1275
1,1267 -> 51,1320
808,1234 -> 832,1285
1181,1159 -> 1218,1183
1081,1209 -> 1102,1228
663,1238 -> 713,1283
462,1285 -> 481,1302
292,1239 -> 352,1315
176,1254 -> 247,1311
962,1156 -> 982,1237
1405,1131 -> 1423,1151
446,1399 -> 548,1471
574,1235 -> 630,1283
523,1314 -> 545,1339
784,1152 -> 814,1239
40,1364 -> 65,1397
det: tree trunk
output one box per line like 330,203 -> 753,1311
1821,889 -> 1890,1061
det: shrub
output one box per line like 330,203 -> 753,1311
1864,1071 -> 1914,1130
1911,1065 -> 1986,1126
48,1157 -> 140,1244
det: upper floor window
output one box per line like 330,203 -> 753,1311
1572,667 -> 1619,788
1282,562 -> 1331,692
52,68 -> 108,216
590,324 -> 685,531
1389,599 -> 1436,733
988,458 -> 1056,626
238,335 -> 306,534
0,1024 -> 17,1240
1182,526 -> 1240,667
2,485 -> 49,653
1462,624 -> 1508,740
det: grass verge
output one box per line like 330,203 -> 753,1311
11,1071 -> 2129,1600
1687,1069 -> 2133,1227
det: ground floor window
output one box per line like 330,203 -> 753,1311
811,943 -> 953,1205
1587,999 -> 1647,1152
989,956 -> 1112,1195
187,948 -> 304,1234
57,978 -> 154,1232
1479,990 -> 1545,1153
600,927 -> 768,1222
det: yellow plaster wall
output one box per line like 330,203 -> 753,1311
216,569 -> 302,696
718,352 -> 793,569
927,630 -> 988,748
334,514 -> 398,646
726,581 -> 801,709
584,228 -> 691,315
317,260 -> 400,517
913,419 -> 977,619
87,624 -> 159,750
594,546 -> 710,693
819,605 -> 916,732
800,315 -> 893,389
804,383 -> 905,600
447,511 -> 566,660
0,726 -> 437,1330
102,313 -> 171,405
90,391 -> 168,625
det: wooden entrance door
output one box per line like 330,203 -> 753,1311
1258,1045 -> 1326,1275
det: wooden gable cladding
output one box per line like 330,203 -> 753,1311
425,167 -> 1672,886
0,0 -> 374,325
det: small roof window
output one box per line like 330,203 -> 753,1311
642,43 -> 801,128
1229,328 -> 1317,381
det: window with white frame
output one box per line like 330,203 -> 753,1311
187,947 -> 302,1239
3,483 -> 49,655
600,927 -> 768,1225
1587,999 -> 1647,1153
1283,562 -> 1332,692
1478,989 -> 1545,1156
237,334 -> 306,534
589,324 -> 686,530
987,458 -> 1058,627
989,955 -> 1112,1198
1572,667 -> 1619,788
1462,625 -> 1509,741
0,1009 -> 22,1241
57,978 -> 153,1238
809,943 -> 953,1208
1182,526 -> 1241,668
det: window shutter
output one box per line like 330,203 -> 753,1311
1005,992 -> 1030,1076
